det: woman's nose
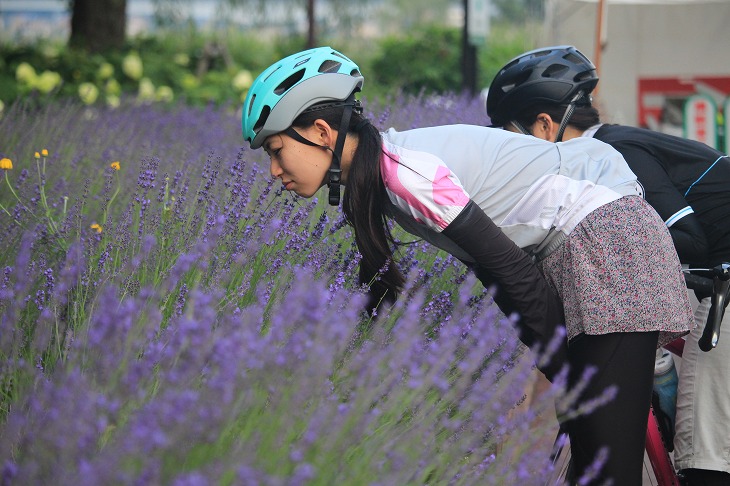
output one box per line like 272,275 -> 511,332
270,159 -> 283,178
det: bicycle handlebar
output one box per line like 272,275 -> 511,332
683,263 -> 730,352
683,272 -> 714,296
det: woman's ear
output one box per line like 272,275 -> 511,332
312,119 -> 334,148
533,113 -> 557,141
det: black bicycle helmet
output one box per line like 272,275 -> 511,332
486,45 -> 598,127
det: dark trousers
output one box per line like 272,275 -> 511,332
563,331 -> 659,486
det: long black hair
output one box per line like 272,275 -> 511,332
291,105 -> 405,311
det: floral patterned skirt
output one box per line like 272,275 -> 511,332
537,196 -> 693,347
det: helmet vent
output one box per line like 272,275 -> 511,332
504,70 -> 533,91
542,64 -> 569,78
501,83 -> 516,93
246,93 -> 256,117
274,69 -> 305,95
253,105 -> 271,135
575,70 -> 595,82
563,52 -> 584,65
502,58 -> 520,71
319,60 -> 342,73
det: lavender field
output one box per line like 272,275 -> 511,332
0,94 -> 571,485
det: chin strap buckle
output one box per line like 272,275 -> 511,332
328,168 -> 342,206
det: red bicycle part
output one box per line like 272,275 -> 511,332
645,407 -> 682,485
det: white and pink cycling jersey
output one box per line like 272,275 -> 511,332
380,124 -> 643,262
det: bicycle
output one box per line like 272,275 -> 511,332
546,262 -> 730,486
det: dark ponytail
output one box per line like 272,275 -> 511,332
342,121 -> 405,311
292,106 -> 405,312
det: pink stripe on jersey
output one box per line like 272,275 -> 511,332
381,145 -> 470,231
433,164 -> 469,207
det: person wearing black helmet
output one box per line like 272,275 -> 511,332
244,46 -> 694,486
488,45 -> 730,486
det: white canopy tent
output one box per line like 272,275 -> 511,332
542,0 -> 730,128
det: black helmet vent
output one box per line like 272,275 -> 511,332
246,93 -> 256,118
506,69 -> 533,91
542,64 -> 569,79
262,65 -> 281,83
252,105 -> 271,135
332,51 -> 351,61
502,58 -> 520,71
563,52 -> 585,65
501,83 -> 516,93
274,69 -> 305,95
575,70 -> 596,82
319,60 -> 343,73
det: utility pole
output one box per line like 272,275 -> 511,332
462,0 -> 478,95
307,0 -> 316,48
593,0 -> 607,94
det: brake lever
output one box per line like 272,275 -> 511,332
698,263 -> 730,352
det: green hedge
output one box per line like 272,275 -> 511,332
0,23 -> 538,110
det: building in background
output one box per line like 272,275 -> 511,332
0,0 -> 308,38
542,0 -> 730,150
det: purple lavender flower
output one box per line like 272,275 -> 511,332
0,96 -> 586,485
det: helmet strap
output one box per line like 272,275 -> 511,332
510,120 -> 533,136
327,93 -> 356,206
554,91 -> 585,142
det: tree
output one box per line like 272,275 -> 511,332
69,0 -> 128,52
221,0 -> 374,47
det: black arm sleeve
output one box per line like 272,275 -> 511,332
668,214 -> 709,264
442,201 -> 567,381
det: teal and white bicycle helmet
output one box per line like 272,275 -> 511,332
242,46 -> 364,150
241,47 -> 364,206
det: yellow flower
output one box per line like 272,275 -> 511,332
34,151 -> 40,159
110,161 -> 120,171
122,52 -> 144,81
90,223 -> 102,233
34,70 -> 62,94
155,85 -> 174,103
138,77 -> 155,102
15,62 -> 37,84
0,158 -> 12,170
106,95 -> 121,108
78,82 -> 99,105
173,53 -> 189,67
97,62 -> 115,80
105,78 -> 121,96
232,70 -> 253,92
41,149 -> 48,157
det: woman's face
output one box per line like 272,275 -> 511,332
263,126 -> 332,198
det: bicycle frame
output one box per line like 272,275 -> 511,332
646,405 -> 682,486
642,264 -> 729,486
